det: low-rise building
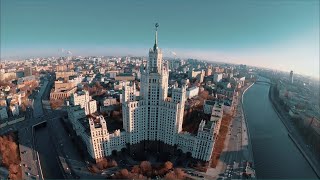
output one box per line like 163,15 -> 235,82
50,80 -> 77,100
56,71 -> 77,80
188,69 -> 205,83
213,73 -> 223,83
103,97 -> 118,107
115,73 -> 135,81
67,106 -> 126,161
70,90 -> 97,115
186,86 -> 199,99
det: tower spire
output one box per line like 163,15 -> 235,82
153,23 -> 159,51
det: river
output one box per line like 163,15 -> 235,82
243,77 -> 317,179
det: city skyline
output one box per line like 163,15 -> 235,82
1,13 -> 319,179
1,0 -> 319,78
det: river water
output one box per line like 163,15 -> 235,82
243,77 -> 317,179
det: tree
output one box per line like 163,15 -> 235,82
200,90 -> 209,98
164,172 -> 176,180
139,161 -> 152,174
164,168 -> 185,180
109,160 -> 118,167
164,161 -> 173,170
95,82 -> 103,89
174,168 -> 185,179
119,169 -> 129,178
96,158 -> 108,170
131,165 -> 141,174
0,134 -> 22,180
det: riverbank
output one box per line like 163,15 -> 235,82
204,82 -> 255,179
240,83 -> 255,178
269,84 -> 320,178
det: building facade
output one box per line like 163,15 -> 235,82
67,25 -> 220,162
70,90 -> 97,115
24,66 -> 33,77
186,86 -> 200,99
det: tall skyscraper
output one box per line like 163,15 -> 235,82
122,23 -> 186,154
68,24 -> 220,162
290,70 -> 293,84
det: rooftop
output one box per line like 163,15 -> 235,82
204,121 -> 214,131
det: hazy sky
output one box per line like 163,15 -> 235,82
1,0 -> 319,78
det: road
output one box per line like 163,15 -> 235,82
218,85 -> 255,179
218,95 -> 245,179
18,127 -> 42,180
0,76 -> 54,180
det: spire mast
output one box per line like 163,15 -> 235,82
154,23 -> 159,51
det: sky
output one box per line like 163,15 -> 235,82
1,0 -> 319,78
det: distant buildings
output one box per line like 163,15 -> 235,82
103,97 -> 117,107
188,69 -> 205,83
115,73 -> 135,81
50,80 -> 77,100
56,65 -> 68,72
186,86 -> 199,99
205,65 -> 212,76
55,71 -> 77,80
0,70 -> 16,81
213,73 -> 223,83
24,66 -> 33,77
70,90 -> 97,115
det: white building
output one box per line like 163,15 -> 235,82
176,100 -> 223,161
213,73 -> 223,83
70,90 -> 97,115
67,25 -> 220,162
107,71 -> 118,79
186,86 -> 199,99
188,69 -> 205,83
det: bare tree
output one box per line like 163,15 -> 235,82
139,161 -> 152,174
164,161 -> 173,170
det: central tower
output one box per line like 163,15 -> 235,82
122,23 -> 186,158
